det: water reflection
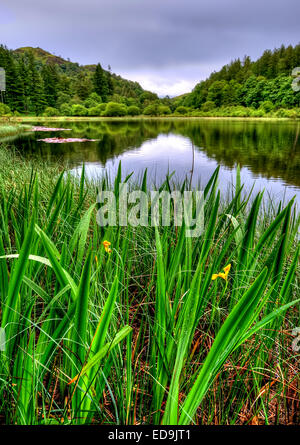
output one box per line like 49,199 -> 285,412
4,119 -> 300,201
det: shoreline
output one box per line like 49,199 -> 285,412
1,116 -> 299,141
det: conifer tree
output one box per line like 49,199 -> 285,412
18,55 -> 31,112
42,64 -> 59,107
5,57 -> 24,111
75,72 -> 93,100
25,51 -> 45,113
93,63 -> 109,101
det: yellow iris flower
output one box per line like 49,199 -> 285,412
102,240 -> 112,254
212,264 -> 231,281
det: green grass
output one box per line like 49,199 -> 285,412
0,145 -> 299,425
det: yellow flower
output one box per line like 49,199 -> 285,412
223,264 -> 231,274
102,240 -> 112,253
212,264 -> 231,281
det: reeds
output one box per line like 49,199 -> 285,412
0,148 -> 299,425
0,124 -> 29,138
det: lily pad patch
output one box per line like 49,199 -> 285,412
29,126 -> 72,132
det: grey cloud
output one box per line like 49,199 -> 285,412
0,0 -> 299,95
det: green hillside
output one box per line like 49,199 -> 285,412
0,43 -> 300,118
0,44 -> 158,115
176,43 -> 300,115
14,47 -> 71,66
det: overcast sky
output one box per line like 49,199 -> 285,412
0,0 -> 299,96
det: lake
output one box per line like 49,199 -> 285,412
5,118 -> 300,202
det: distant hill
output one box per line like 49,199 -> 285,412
14,47 -> 70,66
13,46 -> 146,97
0,43 -> 161,114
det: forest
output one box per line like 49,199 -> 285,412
0,43 -> 300,118
176,43 -> 300,117
0,45 -> 159,117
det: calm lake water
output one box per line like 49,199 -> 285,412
5,118 -> 300,202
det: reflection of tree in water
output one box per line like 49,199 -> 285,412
16,120 -> 168,165
9,119 -> 300,188
176,120 -> 300,187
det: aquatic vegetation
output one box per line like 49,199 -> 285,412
28,126 -> 72,132
0,124 -> 30,138
0,150 -> 299,425
37,137 -> 99,143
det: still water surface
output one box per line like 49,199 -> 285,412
5,118 -> 300,202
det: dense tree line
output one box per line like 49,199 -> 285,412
180,44 -> 300,111
1,43 -> 300,117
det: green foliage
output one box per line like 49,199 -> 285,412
75,72 -> 93,100
56,92 -> 72,108
0,153 -> 298,425
158,105 -> 171,115
250,108 -> 265,117
93,63 -> 109,102
180,43 -> 300,112
274,108 -> 298,118
207,80 -> 228,107
59,103 -> 72,116
0,123 -> 28,137
43,106 -> 59,117
127,105 -> 141,116
0,47 -> 24,112
84,92 -> 102,108
88,103 -> 106,116
202,101 -> 216,112
71,104 -> 88,116
260,100 -> 274,113
4,42 -> 300,117
143,103 -> 161,116
174,105 -> 188,115
2,42 -> 300,117
0,103 -> 11,116
41,64 -> 59,108
0,45 -> 149,114
102,101 -> 127,117
140,91 -> 159,104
